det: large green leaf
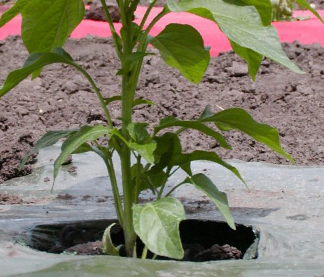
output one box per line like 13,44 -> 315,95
149,23 -> 210,84
171,0 -> 304,74
19,130 -> 76,170
0,0 -> 29,28
295,0 -> 324,23
184,173 -> 235,229
203,108 -> 293,162
180,150 -> 246,185
240,0 -> 272,25
154,116 -> 231,149
21,0 -> 84,53
0,48 -> 78,97
54,125 -> 110,180
133,197 -> 185,259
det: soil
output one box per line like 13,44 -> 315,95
28,219 -> 256,261
1,36 -> 324,184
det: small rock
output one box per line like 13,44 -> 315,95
64,81 -> 78,94
226,62 -> 248,77
67,166 -> 77,174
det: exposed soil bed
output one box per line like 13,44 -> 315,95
1,36 -> 324,184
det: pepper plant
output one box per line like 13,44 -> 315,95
0,0 -> 322,259
270,0 -> 317,20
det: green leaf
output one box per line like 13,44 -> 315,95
149,23 -> 210,84
102,223 -> 120,256
154,116 -> 231,149
132,165 -> 165,193
104,95 -> 121,105
21,0 -> 85,53
184,173 -> 235,229
198,105 -> 214,121
295,0 -> 324,23
126,52 -> 155,61
133,197 -> 185,259
0,0 -> 29,28
104,96 -> 154,107
169,0 -> 304,74
0,48 -> 76,97
230,40 -> 263,81
130,141 -> 157,163
72,142 -> 94,154
127,123 -> 150,144
133,98 -> 154,107
180,150 -> 246,185
54,125 -> 110,180
19,130 -> 76,170
203,108 -> 294,162
241,0 -> 272,25
150,133 -> 181,173
146,170 -> 167,191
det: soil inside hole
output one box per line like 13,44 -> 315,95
25,219 -> 259,262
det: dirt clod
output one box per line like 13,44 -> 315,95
0,193 -> 23,205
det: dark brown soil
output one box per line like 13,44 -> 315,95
1,36 -> 324,183
29,219 -> 255,261
0,193 -> 23,205
84,0 -> 121,22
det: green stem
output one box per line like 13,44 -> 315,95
119,19 -> 138,257
157,167 -> 171,200
129,0 -> 141,15
134,155 -> 142,204
76,66 -> 114,129
128,8 -> 169,101
92,144 -> 124,224
138,0 -> 158,32
106,156 -> 124,225
99,0 -> 123,60
139,7 -> 169,44
141,245 -> 148,259
164,182 -> 183,197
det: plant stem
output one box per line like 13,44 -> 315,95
157,167 -> 171,200
107,155 -> 124,225
99,0 -> 122,60
92,144 -> 124,225
119,13 -> 138,257
164,182 -> 183,197
134,155 -> 142,204
141,245 -> 148,259
138,0 -> 158,31
129,8 -> 169,101
75,65 -> 114,129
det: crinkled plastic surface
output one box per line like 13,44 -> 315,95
0,145 -> 324,276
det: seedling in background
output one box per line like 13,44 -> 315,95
0,0 -> 322,259
271,0 -> 320,21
